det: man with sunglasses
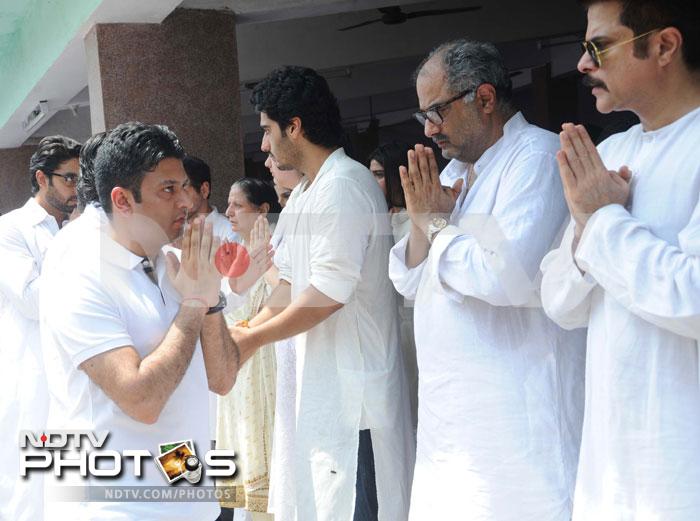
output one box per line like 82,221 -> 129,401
541,1 -> 700,519
0,135 -> 81,521
388,39 -> 586,520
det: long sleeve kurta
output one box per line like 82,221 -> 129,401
0,198 -> 58,521
389,113 -> 586,521
275,148 -> 414,521
541,106 -> 700,521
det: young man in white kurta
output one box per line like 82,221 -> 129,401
233,66 -> 414,521
389,40 -> 585,520
0,136 -> 80,521
540,1 -> 700,519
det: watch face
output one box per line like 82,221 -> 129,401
432,217 -> 448,228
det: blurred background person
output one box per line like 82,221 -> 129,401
264,155 -> 302,521
368,141 -> 418,430
368,141 -> 413,241
217,177 -> 281,521
184,155 -> 239,242
0,135 -> 80,521
265,154 -> 303,208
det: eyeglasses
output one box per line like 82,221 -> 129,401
413,88 -> 475,126
49,172 -> 79,186
581,29 -> 660,68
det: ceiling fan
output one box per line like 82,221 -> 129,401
339,5 -> 482,32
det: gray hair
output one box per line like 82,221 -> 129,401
415,39 -> 514,115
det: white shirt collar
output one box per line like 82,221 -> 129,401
311,147 -> 345,185
100,224 -> 153,271
24,197 -> 57,227
473,112 -> 527,175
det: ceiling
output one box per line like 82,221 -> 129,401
0,0 -> 586,148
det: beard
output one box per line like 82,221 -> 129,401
46,187 -> 76,215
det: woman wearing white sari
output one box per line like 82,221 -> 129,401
217,178 -> 281,521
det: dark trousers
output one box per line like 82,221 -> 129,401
216,430 -> 378,521
354,429 -> 379,521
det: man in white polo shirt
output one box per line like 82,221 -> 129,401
40,122 -> 240,521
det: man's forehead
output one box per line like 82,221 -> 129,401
55,157 -> 79,173
259,112 -> 273,126
586,2 -> 625,39
416,64 -> 449,108
149,157 -> 187,182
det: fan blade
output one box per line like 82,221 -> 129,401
405,6 -> 482,20
339,18 -> 382,31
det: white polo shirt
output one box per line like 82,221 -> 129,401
40,210 -> 217,521
206,207 -> 239,243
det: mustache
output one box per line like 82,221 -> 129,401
582,75 -> 608,90
432,134 -> 449,143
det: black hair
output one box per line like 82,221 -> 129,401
251,66 -> 344,149
76,131 -> 106,211
94,122 -> 184,215
29,135 -> 81,194
183,155 -> 211,196
232,177 -> 282,222
368,142 -> 412,209
579,0 -> 700,70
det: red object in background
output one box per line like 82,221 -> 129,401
215,242 -> 250,278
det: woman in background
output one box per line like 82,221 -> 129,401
217,177 -> 281,521
368,141 -> 418,430
368,142 -> 413,241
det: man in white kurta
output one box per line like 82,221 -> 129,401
389,40 -> 585,520
0,135 -> 80,521
233,66 -> 414,521
540,1 -> 700,519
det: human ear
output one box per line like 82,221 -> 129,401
476,84 -> 497,114
111,187 -> 133,215
656,27 -> 682,67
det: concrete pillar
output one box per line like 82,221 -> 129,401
84,8 -> 244,211
0,146 -> 35,214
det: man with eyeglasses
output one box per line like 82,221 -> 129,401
0,135 -> 81,521
388,39 -> 586,520
540,1 -> 700,519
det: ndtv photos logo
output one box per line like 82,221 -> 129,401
20,430 -> 236,484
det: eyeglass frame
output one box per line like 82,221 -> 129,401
413,87 -> 476,126
581,28 -> 660,68
48,172 -> 80,187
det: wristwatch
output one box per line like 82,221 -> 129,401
427,216 -> 448,244
206,291 -> 227,315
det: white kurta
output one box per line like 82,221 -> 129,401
389,113 -> 586,520
439,158 -> 468,187
269,200 -> 299,521
275,148 -> 414,521
541,106 -> 700,520
0,198 -> 59,521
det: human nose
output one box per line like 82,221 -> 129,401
578,47 -> 596,74
261,134 -> 270,153
178,187 -> 194,211
423,118 -> 440,138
